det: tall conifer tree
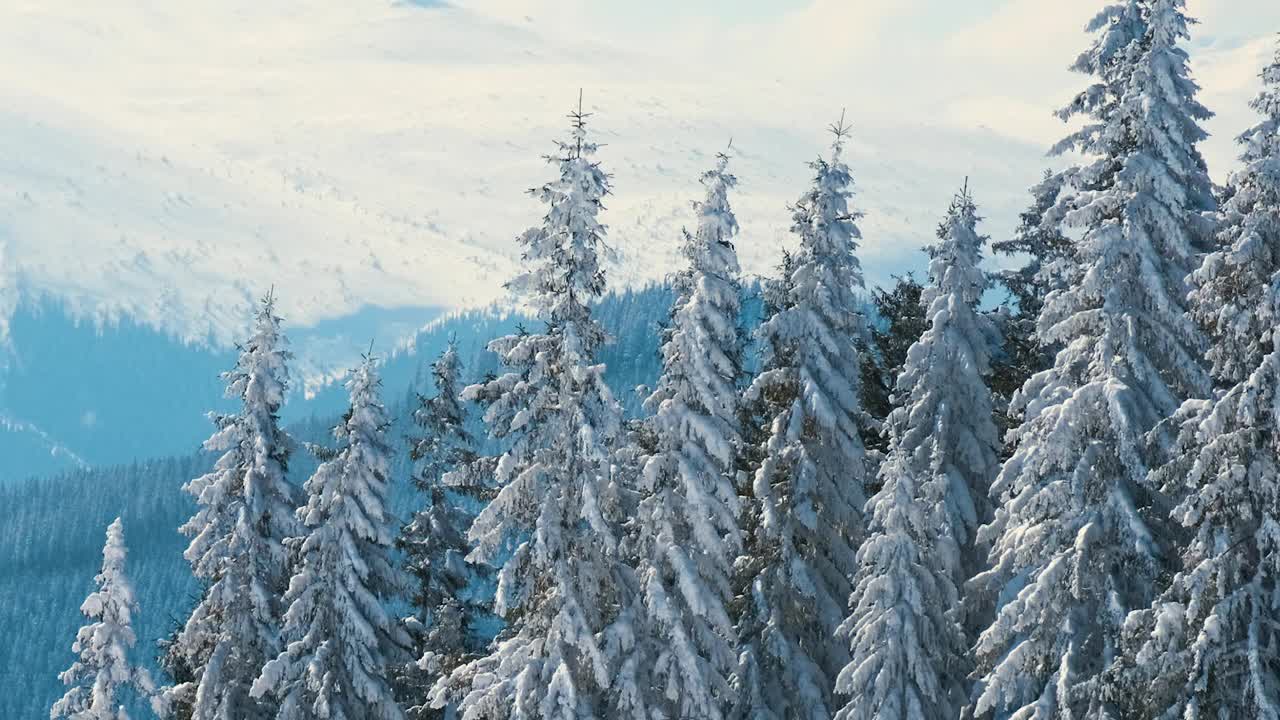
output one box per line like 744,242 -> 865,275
432,98 -> 627,720
615,150 -> 744,719
252,355 -> 409,720
52,519 -> 155,720
733,116 -> 872,720
835,185 -> 1000,720
168,293 -> 298,720
399,344 -> 494,719
1120,39 -> 1280,720
972,2 -> 1215,717
860,273 -> 928,455
990,171 -> 1073,437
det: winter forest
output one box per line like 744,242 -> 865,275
28,1 -> 1280,719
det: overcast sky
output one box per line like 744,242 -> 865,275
460,0 -> 1279,173
0,1 -> 1276,339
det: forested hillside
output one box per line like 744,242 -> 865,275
0,284 -> 706,719
0,301 -> 453,483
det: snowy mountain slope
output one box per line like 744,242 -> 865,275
0,0 -> 1060,352
0,411 -> 89,474
0,283 -> 680,485
0,298 -> 449,482
0,1 -> 1272,358
0,94 -> 505,345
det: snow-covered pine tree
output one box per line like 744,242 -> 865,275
733,115 -> 871,720
167,292 -> 299,720
729,252 -> 790,720
761,249 -> 796,320
430,99 -> 627,719
1183,43 -> 1280,390
615,150 -> 744,719
398,343 -> 495,719
992,171 -> 1073,329
925,187 -> 1002,562
252,354 -> 409,720
971,2 -> 1216,718
989,170 -> 1073,435
156,620 -> 198,720
860,273 -> 928,456
52,518 -> 155,720
834,184 -> 1000,720
1117,39 -> 1280,720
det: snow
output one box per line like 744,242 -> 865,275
0,1 -> 1091,351
52,518 -> 155,720
6,3 -> 1280,718
252,356 -> 409,720
0,92 -> 500,347
622,151 -> 744,719
974,2 -> 1217,717
432,107 -> 628,719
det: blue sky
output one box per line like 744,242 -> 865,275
0,1 -> 1276,342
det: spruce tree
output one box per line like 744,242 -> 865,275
730,254 -> 788,720
971,2 -> 1215,717
614,151 -> 743,719
1184,41 -> 1280,389
992,171 -> 1071,326
398,343 -> 494,719
989,170 -> 1073,435
157,620 -> 198,720
834,185 -> 1000,720
52,518 -> 155,720
252,355 -> 408,720
860,274 -> 928,456
733,116 -> 871,720
1118,39 -> 1280,720
167,293 -> 298,720
431,99 -> 627,719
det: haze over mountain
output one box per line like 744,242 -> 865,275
4,0 -> 1271,352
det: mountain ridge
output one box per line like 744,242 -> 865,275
0,283 -> 685,718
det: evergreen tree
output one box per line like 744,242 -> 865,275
729,255 -> 789,720
760,250 -> 797,321
733,116 -> 871,720
991,172 -> 1073,329
834,185 -> 1000,720
398,344 -> 495,719
860,274 -> 927,456
52,518 -> 155,720
1184,43 -> 1280,389
971,2 -> 1215,717
252,355 -> 408,720
1118,39 -> 1280,720
157,618 -> 198,720
615,151 -> 744,719
989,171 -> 1073,435
431,100 -> 627,719
167,293 -> 299,720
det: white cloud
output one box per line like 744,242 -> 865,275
942,1 -> 1097,65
